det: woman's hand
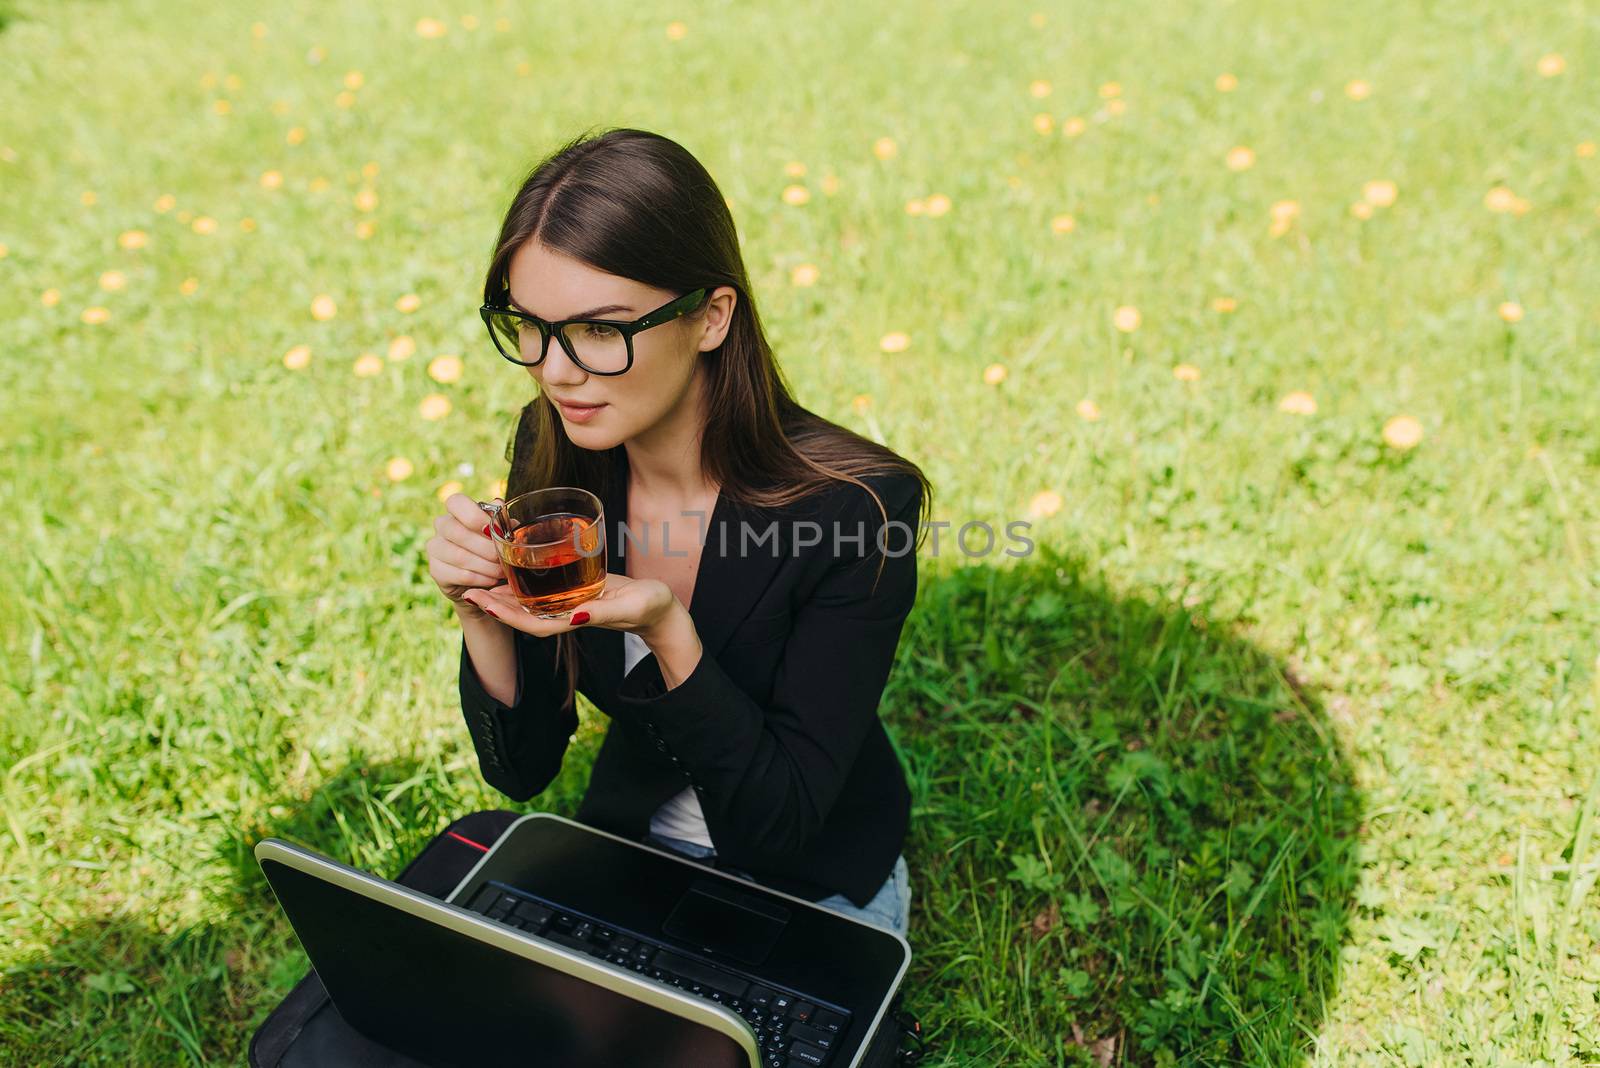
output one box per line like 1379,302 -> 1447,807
426,493 -> 506,621
461,572 -> 679,639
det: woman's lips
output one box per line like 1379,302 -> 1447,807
556,400 -> 606,423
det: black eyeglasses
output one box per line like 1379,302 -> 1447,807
479,288 -> 711,375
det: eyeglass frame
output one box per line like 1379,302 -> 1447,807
478,287 -> 712,375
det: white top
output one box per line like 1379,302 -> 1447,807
628,631 -> 715,848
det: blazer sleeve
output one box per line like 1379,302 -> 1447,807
459,630 -> 579,802
613,474 -> 922,858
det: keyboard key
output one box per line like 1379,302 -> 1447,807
512,902 -> 552,928
771,994 -> 792,1014
651,950 -> 749,999
748,985 -> 775,1008
787,1042 -> 827,1067
789,1001 -> 815,1024
467,886 -> 501,913
789,1022 -> 833,1051
813,1009 -> 846,1033
542,930 -> 592,954
613,936 -> 636,956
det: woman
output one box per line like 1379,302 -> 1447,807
424,128 -> 930,937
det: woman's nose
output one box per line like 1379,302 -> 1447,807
532,338 -> 588,386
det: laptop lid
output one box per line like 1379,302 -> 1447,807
256,838 -> 758,1068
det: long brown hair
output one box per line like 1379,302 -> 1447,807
484,127 -> 932,710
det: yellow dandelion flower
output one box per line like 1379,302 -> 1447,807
199,72 -> 218,90
343,70 -> 364,90
436,480 -> 464,502
983,363 -> 1008,385
1061,116 -> 1086,138
460,14 -> 479,30
418,393 -> 452,421
428,355 -> 464,383
1106,99 -> 1127,116
1113,305 -> 1141,333
286,126 -> 306,146
362,161 -> 380,179
1382,415 -> 1424,450
415,17 -> 447,38
904,198 -> 926,216
666,20 -> 688,40
270,99 -> 290,115
879,332 -> 910,353
782,185 -> 811,206
353,353 -> 384,377
1099,81 -> 1122,98
820,173 -> 840,196
1362,179 -> 1398,207
395,293 -> 421,313
1029,11 -> 1047,28
81,190 -> 98,206
494,17 -> 510,31
212,99 -> 231,116
1268,199 -> 1300,237
386,456 -> 415,481
388,335 -> 416,361
334,91 -> 356,109
1211,296 -> 1238,313
1225,146 -> 1256,172
260,170 -> 284,190
179,277 -> 199,295
42,288 -> 61,307
1028,490 -> 1064,517
784,161 -> 807,178
192,215 -> 218,235
851,393 -> 873,413
1537,53 -> 1565,77
790,263 -> 820,287
925,193 -> 952,217
1576,141 -> 1596,159
872,137 -> 898,161
118,229 -> 148,250
239,217 -> 257,233
1029,79 -> 1052,98
251,21 -> 267,38
224,73 -> 241,90
98,270 -> 126,291
1344,79 -> 1372,101
310,294 -> 337,321
1498,301 -> 1524,323
1484,186 -> 1518,213
81,306 -> 110,325
282,344 -> 311,369
1350,200 -> 1374,220
1050,213 -> 1077,234
153,194 -> 176,213
1032,113 -> 1054,135
1075,398 -> 1101,421
1278,390 -> 1317,415
355,220 -> 376,239
1173,363 -> 1201,382
1215,73 -> 1238,92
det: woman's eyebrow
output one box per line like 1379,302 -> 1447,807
509,297 -> 635,319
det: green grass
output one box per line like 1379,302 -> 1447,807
1,0 -> 1597,1064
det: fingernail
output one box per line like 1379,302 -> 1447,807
570,611 -> 590,626
480,603 -> 497,617
482,524 -> 491,536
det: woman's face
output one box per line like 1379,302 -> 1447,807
504,241 -> 735,451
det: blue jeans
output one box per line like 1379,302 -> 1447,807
642,832 -> 911,937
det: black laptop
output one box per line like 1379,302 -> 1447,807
256,812 -> 911,1067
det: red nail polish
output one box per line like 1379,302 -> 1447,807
570,611 -> 590,626
481,603 -> 498,617
482,524 -> 491,536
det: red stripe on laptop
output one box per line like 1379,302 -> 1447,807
447,831 -> 490,852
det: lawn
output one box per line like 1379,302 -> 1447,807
2,0 -> 1598,1064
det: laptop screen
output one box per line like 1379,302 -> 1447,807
261,856 -> 752,1068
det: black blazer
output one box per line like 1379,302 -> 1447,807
459,444 -> 923,907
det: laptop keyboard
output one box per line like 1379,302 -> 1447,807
464,880 -> 852,1068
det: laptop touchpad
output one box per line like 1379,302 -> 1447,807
663,878 -> 790,966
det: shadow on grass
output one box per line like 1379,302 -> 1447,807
2,549 -> 1358,1067
889,546 -> 1361,1066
